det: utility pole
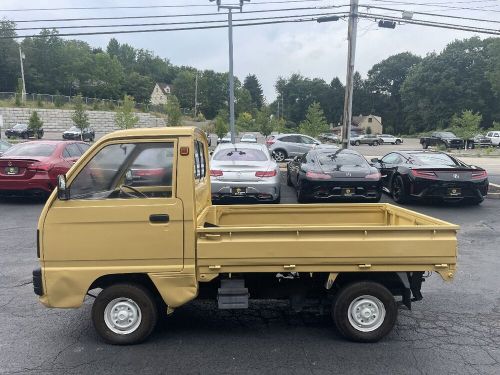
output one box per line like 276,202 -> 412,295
211,0 -> 249,144
340,0 -> 359,149
194,71 -> 198,118
18,46 -> 27,103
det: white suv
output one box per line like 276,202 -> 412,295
486,131 -> 500,146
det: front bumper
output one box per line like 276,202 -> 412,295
211,179 -> 280,202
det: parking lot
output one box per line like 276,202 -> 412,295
1,170 -> 499,374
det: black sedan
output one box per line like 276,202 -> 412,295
371,150 -> 488,205
287,147 -> 382,203
62,126 -> 95,142
5,123 -> 44,139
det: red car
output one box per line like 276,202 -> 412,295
0,141 -> 90,198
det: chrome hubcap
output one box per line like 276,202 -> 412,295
275,152 -> 285,162
104,298 -> 142,335
347,295 -> 386,332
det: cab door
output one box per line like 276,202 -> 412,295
42,139 -> 184,272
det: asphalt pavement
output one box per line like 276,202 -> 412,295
0,176 -> 499,375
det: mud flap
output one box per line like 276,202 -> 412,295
397,272 -> 424,310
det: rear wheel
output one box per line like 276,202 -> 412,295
332,281 -> 397,343
22,133 -> 28,140
92,283 -> 158,345
392,175 -> 408,204
296,182 -> 308,203
373,141 -> 379,146
395,139 -> 401,145
273,149 -> 287,162
354,141 -> 360,146
422,142 -> 428,149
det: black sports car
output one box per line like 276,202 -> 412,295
5,123 -> 44,139
62,126 -> 95,142
287,147 -> 382,203
372,150 -> 488,205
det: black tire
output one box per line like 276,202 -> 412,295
286,170 -> 293,187
354,141 -> 360,146
373,141 -> 379,146
332,281 -> 397,343
395,139 -> 401,145
23,133 -> 28,140
91,283 -> 158,345
296,182 -> 308,203
392,175 -> 408,204
273,149 -> 287,163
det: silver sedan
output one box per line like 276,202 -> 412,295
210,143 -> 281,203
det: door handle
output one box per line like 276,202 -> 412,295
149,214 -> 169,223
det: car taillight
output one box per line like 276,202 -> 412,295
471,170 -> 487,179
306,171 -> 330,180
411,170 -> 437,179
255,170 -> 277,178
28,163 -> 52,172
266,138 -> 276,146
210,169 -> 223,177
365,172 -> 381,180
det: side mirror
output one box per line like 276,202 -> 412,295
371,158 -> 380,164
314,142 -> 320,146
57,175 -> 69,200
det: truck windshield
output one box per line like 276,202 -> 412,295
213,148 -> 268,161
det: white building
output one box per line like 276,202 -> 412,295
150,83 -> 172,105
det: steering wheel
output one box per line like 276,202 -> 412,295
119,184 -> 148,198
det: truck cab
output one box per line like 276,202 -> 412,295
34,127 -> 458,345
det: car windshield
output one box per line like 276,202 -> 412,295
13,124 -> 27,130
318,152 -> 367,166
439,132 -> 456,138
68,126 -> 80,132
412,153 -> 459,166
241,134 -> 256,140
213,148 -> 268,161
3,143 -> 56,157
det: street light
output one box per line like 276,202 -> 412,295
210,0 -> 250,145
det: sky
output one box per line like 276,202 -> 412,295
2,0 -> 499,101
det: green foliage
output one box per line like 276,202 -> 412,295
114,95 -> 139,129
270,117 -> 286,134
28,111 -> 43,131
214,109 -> 229,139
450,110 -> 482,139
299,102 -> 329,137
236,112 -> 254,132
173,70 -> 196,109
0,21 -> 20,93
36,95 -> 44,108
54,91 -> 64,108
243,74 -> 264,110
196,112 -> 206,122
255,109 -> 273,137
492,121 -> 500,131
235,87 -> 253,116
71,95 -> 89,136
165,95 -> 182,126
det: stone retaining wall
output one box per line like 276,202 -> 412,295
0,107 -> 166,133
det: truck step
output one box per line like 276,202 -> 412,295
217,279 -> 249,309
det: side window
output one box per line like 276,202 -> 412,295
77,143 -> 91,154
69,142 -> 174,200
279,136 -> 293,143
381,153 -> 400,164
63,148 -> 71,158
66,143 -> 82,157
300,136 -> 315,144
194,140 -> 206,181
495,133 -> 500,138
486,132 -> 492,137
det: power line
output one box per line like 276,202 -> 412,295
360,4 -> 500,24
358,12 -> 500,34
365,0 -> 500,13
0,1 -> 328,12
9,6 -> 349,23
10,12 -> 348,32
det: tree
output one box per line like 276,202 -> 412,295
235,87 -> 253,116
172,70 -> 196,109
243,74 -> 264,110
28,111 -> 43,132
255,109 -> 273,137
165,95 -> 182,126
0,21 -> 20,92
115,95 -> 139,129
450,110 -> 482,145
236,112 -> 254,132
270,116 -> 286,134
72,95 -> 89,138
214,109 -> 229,139
299,102 -> 329,137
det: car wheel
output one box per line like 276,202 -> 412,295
23,133 -> 28,140
91,283 -> 158,345
332,281 -> 397,343
373,141 -> 379,146
422,142 -> 428,149
297,182 -> 308,203
273,150 -> 287,162
395,140 -> 401,145
354,141 -> 360,146
286,171 -> 293,187
392,175 -> 408,204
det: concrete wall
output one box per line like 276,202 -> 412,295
0,107 -> 166,134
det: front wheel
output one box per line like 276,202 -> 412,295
422,142 -> 428,149
373,141 -> 379,146
92,283 -> 158,345
273,150 -> 287,162
332,281 -> 397,343
354,141 -> 360,146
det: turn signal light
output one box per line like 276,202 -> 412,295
471,170 -> 487,179
255,170 -> 277,177
306,171 -> 330,180
411,170 -> 437,179
210,170 -> 223,177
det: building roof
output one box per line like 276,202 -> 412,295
157,83 -> 172,95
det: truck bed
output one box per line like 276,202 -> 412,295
197,204 -> 458,280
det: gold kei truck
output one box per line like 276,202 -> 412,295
33,127 -> 458,345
